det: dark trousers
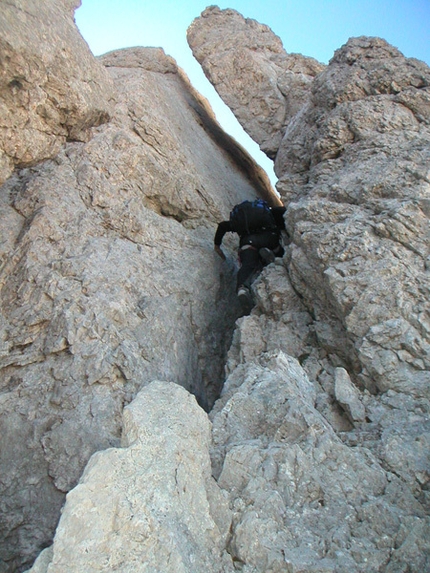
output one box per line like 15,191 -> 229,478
237,247 -> 262,290
236,231 -> 284,290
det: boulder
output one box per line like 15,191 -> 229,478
26,382 -> 234,573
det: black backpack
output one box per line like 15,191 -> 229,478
229,199 -> 276,235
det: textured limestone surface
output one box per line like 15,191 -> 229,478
0,0 -> 115,185
187,6 -> 325,158
0,41 -> 277,573
27,382 -> 235,573
189,7 -> 429,571
276,37 -> 430,402
3,5 -> 430,573
211,265 -> 429,572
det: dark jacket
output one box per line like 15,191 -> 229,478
214,206 -> 286,247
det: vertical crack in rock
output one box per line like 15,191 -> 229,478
0,6 -> 278,570
2,4 -> 430,573
187,7 -> 430,573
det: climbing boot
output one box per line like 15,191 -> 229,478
259,247 -> 275,265
237,286 -> 253,308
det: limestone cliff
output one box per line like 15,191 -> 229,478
0,4 -> 277,571
1,3 -> 429,573
186,7 -> 429,571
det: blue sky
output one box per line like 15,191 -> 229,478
75,0 -> 430,185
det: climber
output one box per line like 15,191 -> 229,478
214,199 -> 287,308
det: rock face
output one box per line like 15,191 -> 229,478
277,37 -> 430,404
186,7 -> 430,572
187,6 -> 325,158
0,27 -> 277,573
3,5 -> 430,573
0,0 -> 115,186
209,267 -> 429,572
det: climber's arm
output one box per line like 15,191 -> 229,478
214,221 -> 232,260
271,206 -> 287,231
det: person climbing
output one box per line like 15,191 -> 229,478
214,199 -> 287,308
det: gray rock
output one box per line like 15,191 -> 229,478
187,6 -> 325,158
210,351 -> 429,573
22,548 -> 53,573
0,0 -> 115,185
277,37 -> 430,403
0,41 -> 277,573
334,367 -> 366,422
189,26 -> 430,572
3,6 -> 430,573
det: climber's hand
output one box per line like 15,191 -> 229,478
214,245 -> 226,260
